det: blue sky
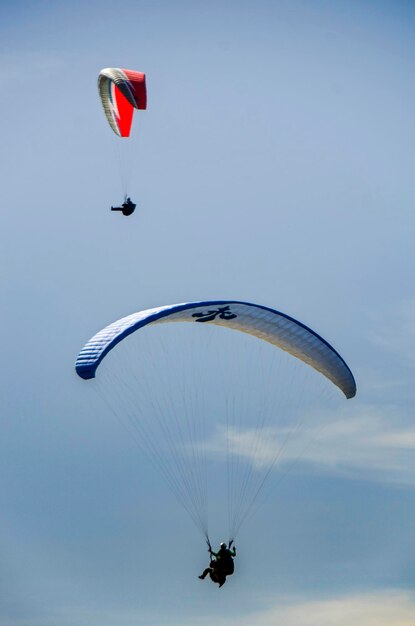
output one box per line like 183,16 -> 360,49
1,0 -> 415,624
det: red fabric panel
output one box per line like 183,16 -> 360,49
114,85 -> 134,137
122,69 -> 147,110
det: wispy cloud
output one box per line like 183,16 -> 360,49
12,589 -> 415,626
302,405 -> 415,480
205,404 -> 415,486
205,590 -> 415,626
140,590 -> 415,626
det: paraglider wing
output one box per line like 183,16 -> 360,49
75,300 -> 356,398
98,67 -> 147,137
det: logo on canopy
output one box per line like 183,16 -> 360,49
192,306 -> 238,323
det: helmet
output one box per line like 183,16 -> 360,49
220,542 -> 227,549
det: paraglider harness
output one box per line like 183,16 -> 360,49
111,195 -> 136,216
205,538 -> 235,585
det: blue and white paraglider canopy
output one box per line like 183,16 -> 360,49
76,299 -> 356,399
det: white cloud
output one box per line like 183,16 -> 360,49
15,589 -> 415,626
154,590 -> 415,626
205,403 -> 415,486
301,405 -> 415,484
226,590 -> 415,626
206,424 -> 294,469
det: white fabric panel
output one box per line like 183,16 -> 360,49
98,68 -> 135,136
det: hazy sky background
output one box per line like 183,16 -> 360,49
1,0 -> 415,624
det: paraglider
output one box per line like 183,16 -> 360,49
111,196 -> 136,216
199,541 -> 236,588
75,299 -> 356,580
98,67 -> 147,215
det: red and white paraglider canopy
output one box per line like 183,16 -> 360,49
98,67 -> 147,137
